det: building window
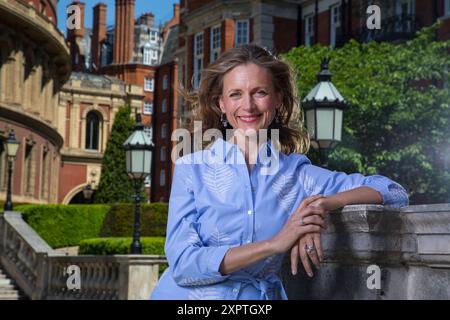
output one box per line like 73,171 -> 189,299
330,4 -> 342,47
160,146 -> 167,161
144,126 -> 153,140
305,14 -> 314,47
0,142 -> 5,190
445,0 -> 450,15
85,111 -> 101,150
160,169 -> 166,186
40,146 -> 49,200
210,25 -> 221,62
145,77 -> 154,92
163,75 -> 168,91
143,44 -> 152,65
144,101 -> 153,115
162,99 -> 168,113
144,175 -> 151,187
193,32 -> 204,89
235,20 -> 249,46
150,31 -> 157,42
23,142 -> 35,195
161,123 -> 168,138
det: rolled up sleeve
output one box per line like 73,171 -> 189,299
299,163 -> 409,208
165,160 -> 231,287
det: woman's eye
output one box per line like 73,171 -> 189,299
255,91 -> 267,96
229,92 -> 241,98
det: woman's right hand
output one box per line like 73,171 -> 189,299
269,205 -> 326,254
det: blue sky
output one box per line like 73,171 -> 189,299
57,0 -> 179,35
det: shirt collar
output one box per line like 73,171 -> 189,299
210,137 -> 280,164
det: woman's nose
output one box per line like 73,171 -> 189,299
241,94 -> 256,111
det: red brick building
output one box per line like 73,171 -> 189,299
65,0 -> 450,203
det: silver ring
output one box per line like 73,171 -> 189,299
300,216 -> 305,226
306,244 -> 316,254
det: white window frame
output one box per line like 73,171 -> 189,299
143,44 -> 151,65
144,101 -> 153,115
161,123 -> 168,138
305,14 -> 314,47
193,32 -> 204,89
162,99 -> 167,113
210,25 -> 221,62
235,20 -> 249,46
160,169 -> 166,186
163,75 -> 168,90
144,77 -> 154,92
150,30 -> 157,42
330,4 -> 341,47
160,146 -> 167,161
144,175 -> 151,187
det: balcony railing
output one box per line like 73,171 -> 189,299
357,14 -> 421,43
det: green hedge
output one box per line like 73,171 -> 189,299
14,203 -> 168,249
15,204 -> 110,248
100,203 -> 168,238
78,237 -> 166,255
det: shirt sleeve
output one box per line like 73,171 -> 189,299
164,160 -> 232,287
299,163 -> 409,208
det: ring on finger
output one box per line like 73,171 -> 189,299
300,216 -> 305,226
306,244 -> 316,254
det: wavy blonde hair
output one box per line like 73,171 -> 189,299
184,44 -> 310,154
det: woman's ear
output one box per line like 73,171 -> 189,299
219,96 -> 226,113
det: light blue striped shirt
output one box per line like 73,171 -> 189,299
150,138 -> 408,300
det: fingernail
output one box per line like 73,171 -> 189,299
308,273 -> 313,277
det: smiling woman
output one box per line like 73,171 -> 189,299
150,44 -> 409,300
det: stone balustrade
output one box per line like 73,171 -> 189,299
280,204 -> 450,299
0,211 -> 167,300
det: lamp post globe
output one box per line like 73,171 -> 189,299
302,58 -> 347,166
4,129 -> 20,212
123,114 -> 154,254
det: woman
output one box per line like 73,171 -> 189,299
150,44 -> 408,300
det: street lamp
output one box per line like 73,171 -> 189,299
302,58 -> 347,165
4,129 -> 20,211
123,114 -> 154,254
82,184 -> 94,204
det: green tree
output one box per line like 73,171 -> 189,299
94,106 -> 136,203
283,24 -> 450,204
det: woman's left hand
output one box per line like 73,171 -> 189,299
290,195 -> 342,276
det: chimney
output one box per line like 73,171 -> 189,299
173,4 -> 180,23
67,1 -> 85,71
92,3 -> 107,70
67,1 -> 85,39
113,0 -> 135,64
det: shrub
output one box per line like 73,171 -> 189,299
15,204 -> 110,248
78,237 -> 166,255
100,203 -> 168,237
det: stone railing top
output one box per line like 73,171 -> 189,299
2,211 -> 56,254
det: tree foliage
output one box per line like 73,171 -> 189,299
283,24 -> 450,204
94,106 -> 136,203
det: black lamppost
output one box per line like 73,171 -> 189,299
4,130 -> 20,212
123,114 -> 154,254
82,184 -> 94,204
302,58 -> 347,166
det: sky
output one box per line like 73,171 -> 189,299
57,0 -> 179,35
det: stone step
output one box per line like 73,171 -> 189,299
0,284 -> 15,290
0,293 -> 20,300
0,279 -> 12,285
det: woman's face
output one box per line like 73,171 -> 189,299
219,63 -> 281,133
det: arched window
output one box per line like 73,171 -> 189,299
85,111 -> 101,150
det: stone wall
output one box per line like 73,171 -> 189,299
280,204 -> 450,299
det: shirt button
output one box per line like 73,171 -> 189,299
247,210 -> 252,215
